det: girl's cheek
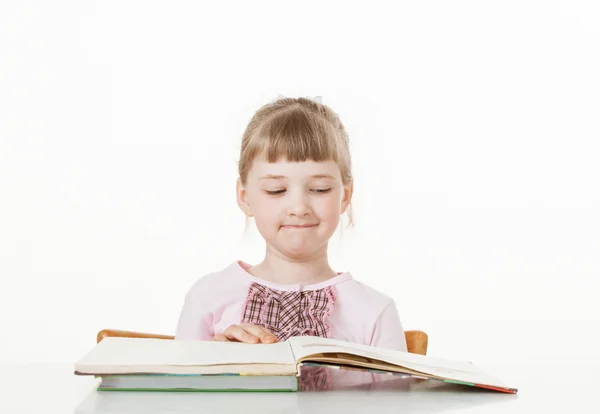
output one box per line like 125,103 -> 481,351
319,196 -> 341,216
258,201 -> 280,217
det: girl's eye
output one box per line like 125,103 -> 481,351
263,188 -> 332,195
264,189 -> 286,195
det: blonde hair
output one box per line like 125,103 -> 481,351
238,96 -> 354,227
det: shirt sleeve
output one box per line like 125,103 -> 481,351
174,287 -> 214,341
369,299 -> 408,351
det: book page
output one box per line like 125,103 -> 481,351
290,336 -> 475,372
288,336 -> 509,388
76,337 -> 297,369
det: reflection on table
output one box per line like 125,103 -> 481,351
75,364 -> 515,414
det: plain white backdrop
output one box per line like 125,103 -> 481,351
1,1 -> 598,367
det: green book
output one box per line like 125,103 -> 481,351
95,373 -> 298,392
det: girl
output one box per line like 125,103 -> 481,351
175,95 -> 407,352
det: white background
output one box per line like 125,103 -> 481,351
1,1 -> 598,366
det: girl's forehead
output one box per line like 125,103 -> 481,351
249,159 -> 341,180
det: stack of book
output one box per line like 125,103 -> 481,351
73,335 -> 518,394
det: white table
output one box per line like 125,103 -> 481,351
1,358 -> 595,413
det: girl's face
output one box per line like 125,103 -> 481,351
237,158 -> 353,260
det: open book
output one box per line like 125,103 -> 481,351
74,336 -> 517,393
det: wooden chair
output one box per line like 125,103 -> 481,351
96,329 -> 429,355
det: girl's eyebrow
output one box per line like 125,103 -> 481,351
260,174 -> 336,180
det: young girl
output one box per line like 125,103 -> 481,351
174,95 -> 407,352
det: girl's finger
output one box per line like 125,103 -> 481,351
212,333 -> 230,342
256,325 -> 279,343
223,324 -> 259,343
260,326 -> 279,343
241,323 -> 278,343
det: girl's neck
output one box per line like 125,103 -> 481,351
247,246 -> 338,286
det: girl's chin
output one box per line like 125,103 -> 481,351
270,242 -> 313,257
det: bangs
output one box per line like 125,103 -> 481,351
248,107 -> 342,164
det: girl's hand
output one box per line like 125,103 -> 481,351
212,323 -> 279,344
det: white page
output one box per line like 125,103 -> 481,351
75,337 -> 296,369
289,336 -> 510,388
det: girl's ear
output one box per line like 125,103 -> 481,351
340,180 -> 353,214
236,178 -> 254,217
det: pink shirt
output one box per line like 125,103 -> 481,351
175,260 -> 407,351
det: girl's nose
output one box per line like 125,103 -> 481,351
287,192 -> 312,216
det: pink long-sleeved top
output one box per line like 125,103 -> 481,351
175,260 -> 407,351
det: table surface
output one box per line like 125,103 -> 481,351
2,357 -> 596,413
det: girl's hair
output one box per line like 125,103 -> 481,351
238,96 -> 354,227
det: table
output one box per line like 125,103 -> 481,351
1,358 -> 596,413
